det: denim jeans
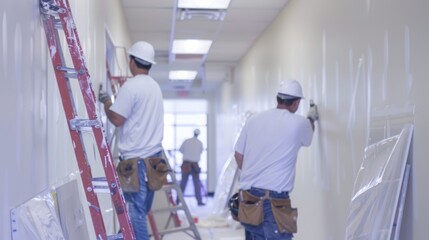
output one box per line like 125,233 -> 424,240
242,187 -> 293,240
123,152 -> 161,240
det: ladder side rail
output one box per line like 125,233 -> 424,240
41,14 -> 108,239
53,0 -> 135,238
147,212 -> 161,240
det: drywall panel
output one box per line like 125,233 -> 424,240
214,0 -> 428,239
56,179 -> 90,240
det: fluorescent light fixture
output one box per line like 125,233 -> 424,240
172,39 -> 212,55
169,70 -> 198,80
178,0 -> 231,9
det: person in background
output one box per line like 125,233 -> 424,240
99,41 -> 164,240
178,129 -> 205,206
234,79 -> 319,240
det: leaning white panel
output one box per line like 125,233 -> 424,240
345,124 -> 413,240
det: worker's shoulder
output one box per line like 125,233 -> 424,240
246,108 -> 277,121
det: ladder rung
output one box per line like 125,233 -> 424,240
161,183 -> 180,191
53,19 -> 62,29
70,118 -> 101,131
56,66 -> 78,78
92,177 -> 110,193
152,205 -> 184,214
107,233 -> 123,240
158,226 -> 195,235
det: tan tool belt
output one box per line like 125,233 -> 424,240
116,157 -> 170,192
237,190 -> 298,233
116,157 -> 140,192
181,161 -> 201,174
143,157 -> 170,191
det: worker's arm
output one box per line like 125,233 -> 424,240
234,151 -> 244,170
99,92 -> 126,127
307,117 -> 315,131
307,101 -> 318,131
103,100 -> 126,127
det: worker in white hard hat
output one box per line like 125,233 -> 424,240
178,129 -> 205,206
99,41 -> 163,240
233,79 -> 318,240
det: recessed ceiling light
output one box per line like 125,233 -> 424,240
169,70 -> 198,80
172,39 -> 213,55
178,0 -> 231,9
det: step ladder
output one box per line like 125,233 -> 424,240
148,155 -> 201,240
39,0 -> 134,239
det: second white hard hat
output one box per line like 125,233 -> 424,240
277,79 -> 304,99
128,41 -> 156,65
194,129 -> 200,135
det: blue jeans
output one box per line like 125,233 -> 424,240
123,152 -> 161,240
242,187 -> 293,240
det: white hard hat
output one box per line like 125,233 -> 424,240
128,41 -> 156,65
194,129 -> 200,135
277,79 -> 304,99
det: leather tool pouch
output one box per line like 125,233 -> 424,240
181,162 -> 201,174
271,198 -> 298,233
116,158 -> 139,192
181,162 -> 192,174
144,157 -> 170,191
238,190 -> 264,226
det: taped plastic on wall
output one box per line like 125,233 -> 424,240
345,124 -> 413,240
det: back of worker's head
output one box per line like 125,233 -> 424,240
128,41 -> 156,70
194,129 -> 200,137
277,79 -> 304,106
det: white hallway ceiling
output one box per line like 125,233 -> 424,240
121,0 -> 289,94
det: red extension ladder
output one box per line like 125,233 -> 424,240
39,0 -> 134,239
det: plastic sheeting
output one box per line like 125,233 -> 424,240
196,154 -> 240,228
345,124 -> 413,240
11,189 -> 65,240
211,154 -> 239,216
10,177 -> 89,240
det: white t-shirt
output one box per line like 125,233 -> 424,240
179,137 -> 203,162
110,74 -> 164,159
234,108 -> 313,193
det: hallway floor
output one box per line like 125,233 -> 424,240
156,196 -> 245,240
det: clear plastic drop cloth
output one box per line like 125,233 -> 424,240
197,153 -> 240,228
211,153 -> 239,216
11,189 -> 66,240
345,124 -> 413,240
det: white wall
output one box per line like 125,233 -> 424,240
0,0 -> 131,239
215,0 -> 428,239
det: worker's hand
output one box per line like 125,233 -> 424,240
98,91 -> 111,104
307,103 -> 319,122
